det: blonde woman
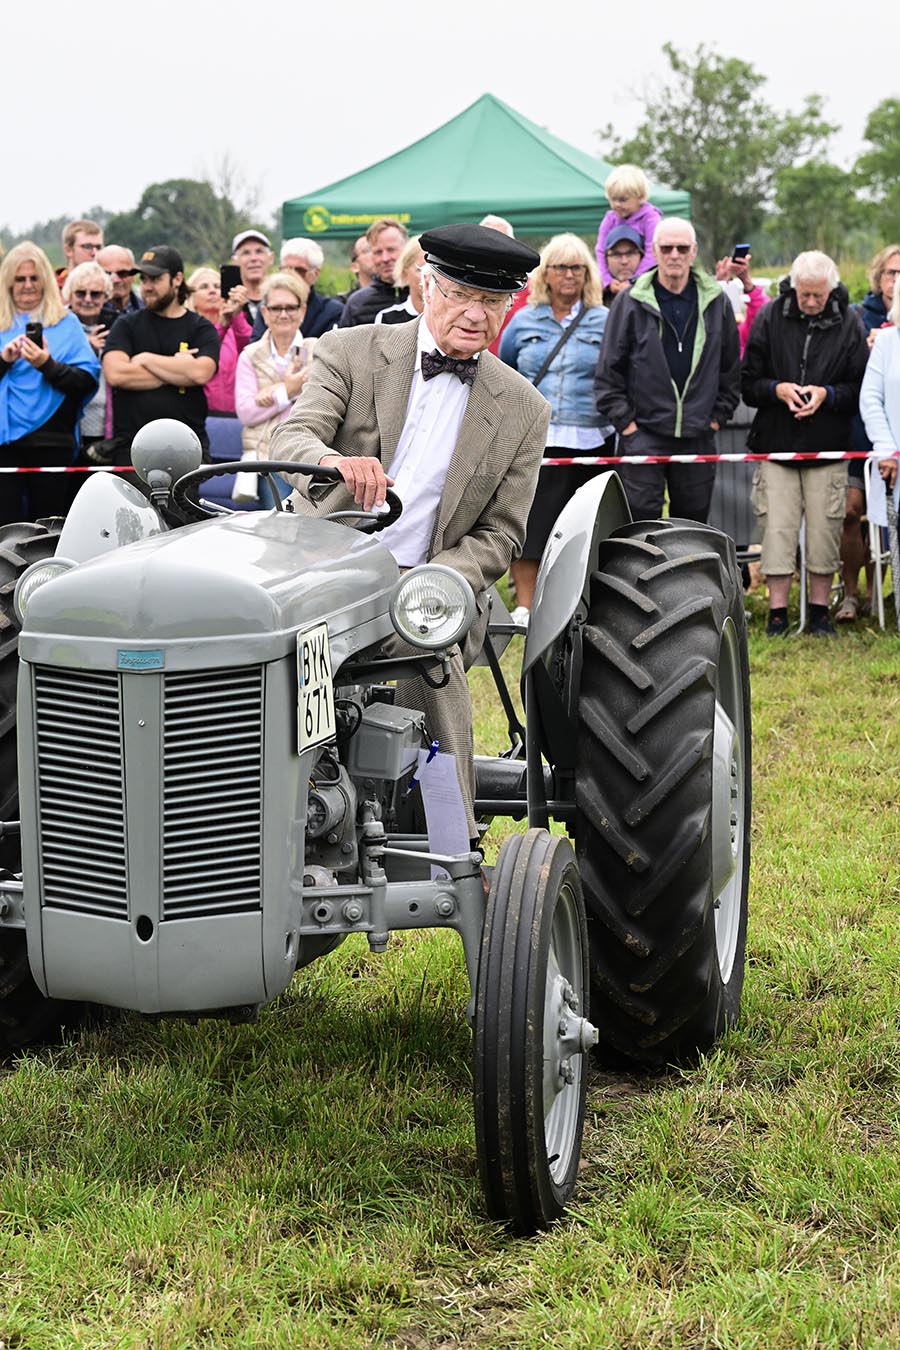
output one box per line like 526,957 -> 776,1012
499,233 -> 612,622
0,242 -> 99,521
234,272 -> 314,502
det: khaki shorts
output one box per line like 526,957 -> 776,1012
751,460 -> 847,577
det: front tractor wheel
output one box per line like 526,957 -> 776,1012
575,520 -> 751,1067
473,829 -> 596,1234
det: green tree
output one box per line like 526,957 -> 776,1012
769,160 -> 861,260
854,97 -> 900,236
105,177 -> 266,265
1,206 -> 113,265
604,44 -> 836,261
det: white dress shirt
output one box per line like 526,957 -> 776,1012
377,319 -> 477,567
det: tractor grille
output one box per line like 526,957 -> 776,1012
33,664 -> 264,922
162,668 -> 264,919
34,667 -> 128,918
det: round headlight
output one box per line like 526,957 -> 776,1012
390,565 -> 477,650
13,557 -> 77,625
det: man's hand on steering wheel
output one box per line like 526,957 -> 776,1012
319,454 -> 394,512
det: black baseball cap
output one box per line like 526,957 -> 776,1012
419,224 -> 539,293
130,245 -> 184,278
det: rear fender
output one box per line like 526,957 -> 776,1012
522,472 -> 631,777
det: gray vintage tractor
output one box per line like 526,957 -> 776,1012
0,421 -> 750,1236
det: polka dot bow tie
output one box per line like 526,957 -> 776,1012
421,349 -> 478,386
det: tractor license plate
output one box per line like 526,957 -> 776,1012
297,623 -> 336,753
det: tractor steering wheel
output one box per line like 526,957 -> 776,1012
171,460 -> 402,532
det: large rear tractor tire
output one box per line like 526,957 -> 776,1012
574,520 -> 751,1067
0,519 -> 86,1056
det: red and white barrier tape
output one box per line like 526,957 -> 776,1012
3,451 -> 898,473
543,450 -> 900,466
0,464 -> 133,474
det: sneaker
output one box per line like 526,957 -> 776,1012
765,612 -> 790,637
808,613 -> 837,637
510,605 -> 530,628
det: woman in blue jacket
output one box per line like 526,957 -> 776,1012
500,234 -> 612,624
0,242 -> 99,523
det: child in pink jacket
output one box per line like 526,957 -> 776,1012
595,165 -> 662,291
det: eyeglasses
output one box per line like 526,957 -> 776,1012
265,303 -> 301,315
430,274 -> 510,313
657,243 -> 692,255
73,289 -> 106,301
105,269 -> 133,280
548,263 -> 586,274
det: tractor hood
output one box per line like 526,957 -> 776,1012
19,510 -> 399,673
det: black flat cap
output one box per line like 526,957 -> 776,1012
420,224 -> 539,293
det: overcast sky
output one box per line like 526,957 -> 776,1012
4,0 -> 888,237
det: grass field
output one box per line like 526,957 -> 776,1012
2,596 -> 900,1348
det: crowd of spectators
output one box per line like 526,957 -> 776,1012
1,178 -> 898,631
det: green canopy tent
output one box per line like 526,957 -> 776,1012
282,93 -> 690,242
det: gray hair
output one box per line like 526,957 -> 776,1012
280,237 -> 324,269
261,270 -> 309,307
479,214 -> 515,237
790,251 -> 839,291
652,217 -> 697,247
97,244 -> 135,266
61,261 -> 112,302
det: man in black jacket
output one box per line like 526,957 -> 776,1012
595,217 -> 740,523
338,218 -> 409,327
742,251 -> 869,636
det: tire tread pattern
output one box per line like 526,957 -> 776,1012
575,521 -> 751,1065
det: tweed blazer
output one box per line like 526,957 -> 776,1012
269,319 -> 550,606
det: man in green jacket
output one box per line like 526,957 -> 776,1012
595,217 -> 740,522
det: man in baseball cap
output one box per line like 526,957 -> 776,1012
129,244 -> 185,278
271,223 -> 548,845
103,243 -> 219,459
603,224 -> 644,305
228,230 -> 274,330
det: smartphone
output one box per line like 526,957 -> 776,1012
25,321 -> 43,347
220,264 -> 242,296
732,243 -> 750,263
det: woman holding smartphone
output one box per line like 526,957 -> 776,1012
61,260 -> 115,461
233,272 -> 314,503
0,241 -> 99,523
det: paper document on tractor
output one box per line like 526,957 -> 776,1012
417,750 -> 470,878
